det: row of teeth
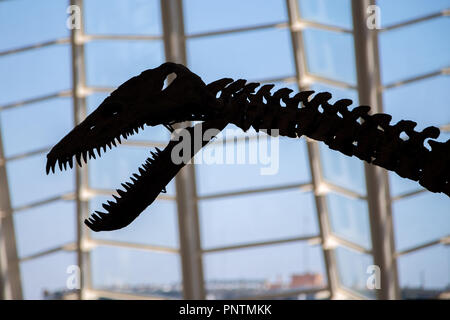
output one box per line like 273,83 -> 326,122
86,147 -> 166,224
46,124 -> 146,174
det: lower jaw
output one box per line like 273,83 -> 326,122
85,119 -> 229,232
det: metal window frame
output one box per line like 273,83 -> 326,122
0,124 -> 22,299
351,0 -> 400,300
0,0 -> 447,300
161,0 -> 205,300
286,0 -> 341,299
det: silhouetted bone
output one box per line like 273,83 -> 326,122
420,140 -> 450,195
371,120 -> 405,171
215,79 -> 448,198
47,63 -> 449,231
326,101 -> 365,156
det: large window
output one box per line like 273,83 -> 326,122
0,0 -> 448,300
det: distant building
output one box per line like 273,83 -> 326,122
289,273 -> 324,288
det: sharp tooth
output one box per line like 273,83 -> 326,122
46,160 -> 52,174
82,151 -> 88,163
113,195 -> 120,201
130,177 -> 137,183
63,160 -> 67,170
121,183 -> 129,190
96,147 -> 102,157
139,168 -> 145,175
140,125 -> 144,130
89,150 -> 96,159
52,164 -> 56,174
94,211 -> 106,219
133,173 -> 140,179
116,136 -> 121,144
134,127 -> 139,134
107,142 -> 112,149
68,157 -> 73,169
91,212 -> 101,221
155,147 -> 162,153
102,203 -> 111,211
117,189 -> 126,197
58,160 -> 64,171
76,153 -> 82,166
151,151 -> 157,158
107,200 -> 115,206
102,144 -> 107,153
126,182 -> 133,188
163,124 -> 174,132
111,140 -> 117,147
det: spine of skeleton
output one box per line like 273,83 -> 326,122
207,78 -> 450,197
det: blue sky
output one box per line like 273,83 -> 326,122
0,0 -> 449,299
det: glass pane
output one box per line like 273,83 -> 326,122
0,0 -> 68,51
298,0 -> 352,29
85,40 -> 164,87
203,242 -> 326,299
86,93 -> 169,142
379,18 -> 450,85
389,173 -> 424,197
378,0 -> 450,27
196,136 -> 310,195
187,28 -> 294,84
0,45 -> 71,106
199,190 -> 318,249
383,76 -> 450,133
91,246 -> 182,298
310,83 -> 365,193
14,200 -> 76,258
311,83 -> 358,103
397,245 -> 450,298
393,192 -> 450,252
184,0 -> 287,34
7,154 -> 74,208
335,246 -> 375,298
20,251 -> 76,300
303,29 -> 356,85
88,145 -> 175,195
84,0 -> 161,35
327,193 -> 371,249
0,98 -> 73,158
320,144 -> 366,194
89,196 -> 178,248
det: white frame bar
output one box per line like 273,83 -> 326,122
351,0 -> 400,300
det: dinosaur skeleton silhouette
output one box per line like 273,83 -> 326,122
46,62 -> 450,232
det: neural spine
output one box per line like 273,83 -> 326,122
208,78 -> 449,196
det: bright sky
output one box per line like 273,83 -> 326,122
0,0 -> 449,299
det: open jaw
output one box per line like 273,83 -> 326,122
46,119 -> 227,232
45,62 -> 227,231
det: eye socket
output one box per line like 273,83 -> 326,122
162,72 -> 177,91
